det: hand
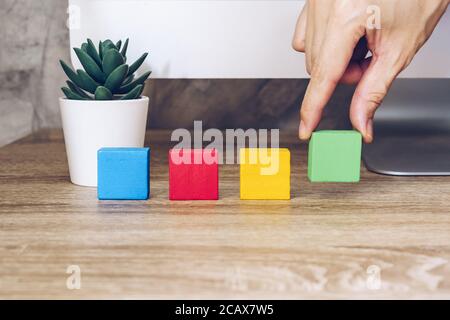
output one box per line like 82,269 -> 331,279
292,0 -> 449,143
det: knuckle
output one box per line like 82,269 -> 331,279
292,38 -> 305,52
379,50 -> 411,75
363,91 -> 385,111
311,67 -> 339,88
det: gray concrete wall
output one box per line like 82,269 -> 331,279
0,0 -> 70,146
0,0 -> 353,147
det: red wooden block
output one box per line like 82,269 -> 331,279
169,149 -> 219,200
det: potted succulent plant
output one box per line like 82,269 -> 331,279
59,38 -> 151,187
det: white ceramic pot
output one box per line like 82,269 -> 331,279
59,97 -> 149,187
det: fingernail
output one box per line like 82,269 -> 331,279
299,120 -> 309,140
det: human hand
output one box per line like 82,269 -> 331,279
292,0 -> 449,143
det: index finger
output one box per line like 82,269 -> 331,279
299,23 -> 365,140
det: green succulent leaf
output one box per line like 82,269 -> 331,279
76,69 -> 100,94
94,86 -> 113,100
86,39 -> 102,67
74,48 -> 106,83
66,80 -> 92,99
117,71 -> 151,94
98,40 -> 104,60
102,49 -> 125,76
122,74 -> 134,86
60,60 -> 84,88
102,39 -> 115,47
127,53 -> 148,76
120,84 -> 143,100
61,39 -> 150,101
120,38 -> 129,58
61,87 -> 89,100
101,39 -> 117,52
100,40 -> 117,64
104,64 -> 129,93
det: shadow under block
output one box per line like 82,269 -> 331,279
97,148 -> 150,200
308,131 -> 362,182
169,149 -> 219,200
240,148 -> 290,200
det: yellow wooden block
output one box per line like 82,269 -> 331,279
240,148 -> 290,200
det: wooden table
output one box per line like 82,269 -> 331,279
1,129 -> 449,299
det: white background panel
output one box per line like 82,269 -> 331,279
69,0 -> 450,78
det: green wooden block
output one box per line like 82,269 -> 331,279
308,130 -> 362,182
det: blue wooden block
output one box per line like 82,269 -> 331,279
97,147 -> 150,200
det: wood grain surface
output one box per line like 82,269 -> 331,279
0,129 -> 449,299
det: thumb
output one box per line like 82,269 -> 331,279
350,55 -> 403,143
